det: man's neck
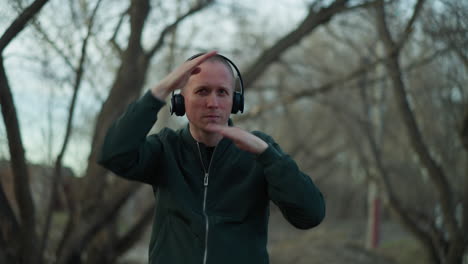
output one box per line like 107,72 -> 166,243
189,125 -> 223,147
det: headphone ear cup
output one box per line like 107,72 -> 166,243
170,94 -> 185,116
231,92 -> 244,114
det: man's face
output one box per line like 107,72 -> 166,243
182,60 -> 234,134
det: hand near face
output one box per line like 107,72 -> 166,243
151,51 -> 218,100
206,124 -> 268,155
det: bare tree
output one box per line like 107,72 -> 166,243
0,0 -> 214,263
0,1 -> 50,263
373,0 -> 467,263
233,0 -> 467,262
6,0 -> 465,263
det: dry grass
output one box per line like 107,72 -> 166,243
267,208 -> 425,264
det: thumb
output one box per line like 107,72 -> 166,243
205,124 -> 224,133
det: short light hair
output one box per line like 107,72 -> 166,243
183,54 -> 236,92
205,55 -> 235,82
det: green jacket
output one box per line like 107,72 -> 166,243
98,91 -> 325,264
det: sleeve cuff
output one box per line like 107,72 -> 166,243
138,90 -> 167,111
256,144 -> 283,166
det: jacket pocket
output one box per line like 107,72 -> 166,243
149,213 -> 203,263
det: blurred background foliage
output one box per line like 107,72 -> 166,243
0,0 -> 466,263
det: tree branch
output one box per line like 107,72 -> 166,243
454,48 -> 468,70
79,0 -> 150,222
0,0 -> 49,53
112,202 -> 154,261
109,7 -> 129,57
80,0 -> 215,218
328,83 -> 441,262
0,2 -> 50,261
30,20 -> 75,70
242,0 -> 378,88
357,73 -> 441,262
0,47 -> 38,264
461,109 -> 468,235
56,182 -> 140,264
0,181 -> 21,262
236,52 -> 383,122
397,0 -> 426,50
146,0 -> 215,59
39,0 -> 103,257
375,0 -> 462,250
235,43 -> 450,122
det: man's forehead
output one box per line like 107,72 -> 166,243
191,61 -> 235,82
182,61 -> 235,91
198,59 -> 234,74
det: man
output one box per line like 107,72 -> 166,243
98,51 -> 325,264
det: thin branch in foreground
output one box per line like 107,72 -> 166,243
0,0 -> 49,53
39,0 -> 104,258
109,7 -> 129,57
0,0 -> 49,262
234,45 -> 450,123
146,0 -> 215,59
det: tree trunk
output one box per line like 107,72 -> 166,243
0,182 -> 20,263
242,0 -> 350,88
0,0 -> 49,262
374,0 -> 466,263
0,59 -> 39,264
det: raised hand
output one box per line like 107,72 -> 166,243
151,51 -> 218,100
206,124 -> 268,155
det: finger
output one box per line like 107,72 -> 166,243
205,125 -> 239,140
215,127 -> 243,141
186,50 -> 218,71
205,123 -> 225,134
173,51 -> 217,80
191,67 -> 201,75
172,51 -> 217,84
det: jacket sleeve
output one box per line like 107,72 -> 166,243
97,91 -> 166,185
254,132 -> 326,229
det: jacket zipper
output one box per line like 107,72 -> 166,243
196,142 -> 215,264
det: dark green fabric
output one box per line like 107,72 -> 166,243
98,91 -> 326,264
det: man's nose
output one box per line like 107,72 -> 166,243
206,93 -> 219,108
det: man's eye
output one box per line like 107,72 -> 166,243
197,89 -> 208,95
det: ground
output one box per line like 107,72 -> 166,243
267,205 -> 428,264
121,204 -> 428,264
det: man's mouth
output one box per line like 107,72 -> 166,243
203,115 -> 221,122
204,114 -> 220,118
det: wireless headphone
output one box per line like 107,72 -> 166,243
170,53 -> 244,116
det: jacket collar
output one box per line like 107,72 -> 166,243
181,119 -> 234,161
